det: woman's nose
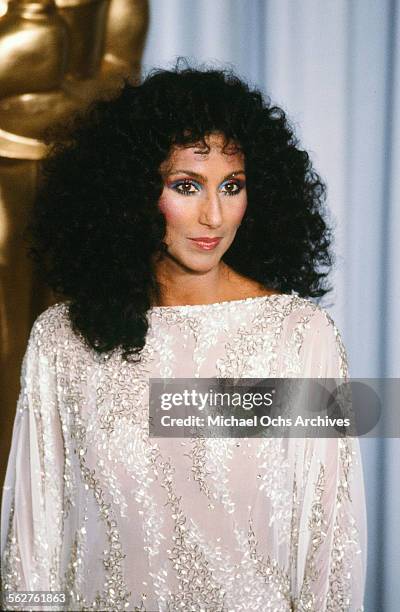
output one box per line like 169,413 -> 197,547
199,191 -> 223,227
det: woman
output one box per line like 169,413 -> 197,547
1,63 -> 367,611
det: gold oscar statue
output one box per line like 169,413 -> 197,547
0,0 -> 149,493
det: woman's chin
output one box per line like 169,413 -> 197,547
173,254 -> 222,275
183,261 -> 221,275
157,248 -> 226,275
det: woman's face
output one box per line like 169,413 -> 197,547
157,132 -> 247,274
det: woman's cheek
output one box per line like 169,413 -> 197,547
233,195 -> 248,225
157,194 -> 170,217
158,194 -> 187,223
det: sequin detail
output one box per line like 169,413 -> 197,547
1,295 -> 366,611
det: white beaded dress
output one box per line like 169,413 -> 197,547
1,293 -> 367,611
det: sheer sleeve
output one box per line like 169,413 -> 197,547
1,316 -> 65,606
291,308 -> 367,611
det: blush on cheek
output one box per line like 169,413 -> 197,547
158,195 -> 188,222
158,196 -> 168,215
235,200 -> 248,225
158,197 -> 177,224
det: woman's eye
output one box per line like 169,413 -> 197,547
169,179 -> 245,197
171,180 -> 200,196
220,181 -> 244,196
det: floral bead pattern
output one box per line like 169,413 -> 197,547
1,294 -> 366,611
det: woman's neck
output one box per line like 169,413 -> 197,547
153,259 -> 274,307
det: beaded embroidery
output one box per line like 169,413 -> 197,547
1,295 -> 366,611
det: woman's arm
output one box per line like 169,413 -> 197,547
1,315 -> 65,608
291,308 -> 367,611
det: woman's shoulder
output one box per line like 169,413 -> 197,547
289,295 -> 343,339
268,293 -> 348,376
28,301 -> 77,356
263,293 -> 346,355
264,292 -> 339,329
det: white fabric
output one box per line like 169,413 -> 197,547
1,294 -> 367,611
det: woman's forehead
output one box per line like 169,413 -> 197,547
165,134 -> 243,163
160,145 -> 244,177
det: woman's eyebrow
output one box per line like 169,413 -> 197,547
166,169 -> 246,181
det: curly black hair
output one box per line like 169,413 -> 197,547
27,59 -> 334,362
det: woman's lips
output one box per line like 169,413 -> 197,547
188,237 -> 222,250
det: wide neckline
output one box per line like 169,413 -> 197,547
149,292 -> 287,312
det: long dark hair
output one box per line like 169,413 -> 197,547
27,60 -> 333,362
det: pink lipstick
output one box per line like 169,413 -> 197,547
188,237 -> 222,250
